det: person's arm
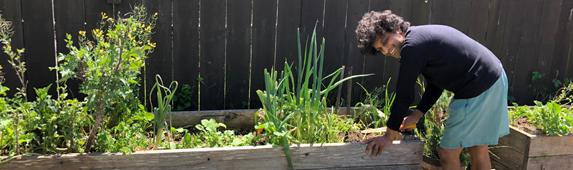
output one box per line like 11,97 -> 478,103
416,83 -> 444,114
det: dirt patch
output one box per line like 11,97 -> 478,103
344,130 -> 377,143
515,117 -> 543,135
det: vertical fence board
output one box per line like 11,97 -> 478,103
512,0 -> 544,104
387,0 -> 412,94
84,0 -> 113,33
500,0 -> 523,99
322,0 -> 347,105
552,1 -> 573,81
53,0 -> 85,100
409,0 -> 431,26
200,0 -> 226,110
449,0 -> 471,34
561,2 -> 573,79
484,0 -> 507,62
21,0 -> 57,99
344,0 -> 369,103
0,0 -> 24,97
226,0 -> 252,109
532,0 -> 561,85
173,0 -> 200,111
275,0 -> 301,73
145,0 -> 174,108
365,0 -> 392,91
300,0 -> 324,50
429,0 -> 450,25
467,0 -> 489,44
251,0 -> 277,109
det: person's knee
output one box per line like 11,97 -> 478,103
438,146 -> 462,161
467,145 -> 489,157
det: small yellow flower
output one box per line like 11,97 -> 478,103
154,12 -> 158,17
0,65 -> 3,69
147,40 -> 156,48
99,49 -> 104,53
146,26 -> 152,32
103,42 -> 110,48
569,98 -> 572,103
101,12 -> 108,19
79,31 -> 86,36
141,23 -> 145,28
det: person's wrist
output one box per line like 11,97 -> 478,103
384,129 -> 398,141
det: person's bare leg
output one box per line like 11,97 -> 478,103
438,146 -> 463,170
467,145 -> 491,170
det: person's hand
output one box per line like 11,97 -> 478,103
361,130 -> 396,157
400,109 -> 424,132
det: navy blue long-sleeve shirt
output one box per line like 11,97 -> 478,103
386,25 -> 503,131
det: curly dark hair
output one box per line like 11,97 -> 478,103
355,10 -> 410,55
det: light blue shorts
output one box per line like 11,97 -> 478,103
440,70 -> 510,149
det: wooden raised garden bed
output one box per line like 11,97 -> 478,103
1,108 -> 424,169
489,126 -> 573,170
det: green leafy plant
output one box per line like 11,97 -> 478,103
255,24 -> 371,170
53,5 -> 158,152
149,74 -> 178,150
195,119 -> 253,148
172,83 -> 196,111
354,78 -> 394,129
510,101 -> 573,136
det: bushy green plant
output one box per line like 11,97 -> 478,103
172,83 -> 196,111
354,78 -> 394,129
510,101 -> 573,136
53,5 -> 158,152
195,119 -> 253,148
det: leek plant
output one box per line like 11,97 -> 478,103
255,24 -> 371,169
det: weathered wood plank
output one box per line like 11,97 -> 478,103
512,0 -> 544,104
200,0 -> 226,110
251,0 -> 277,109
274,0 -> 301,77
169,107 -> 363,129
53,0 -> 85,100
315,164 -> 421,170
387,0 -> 412,95
499,0 -> 524,100
226,0 -> 252,109
0,0 -> 23,97
21,0 -> 57,99
529,134 -> 573,157
467,0 -> 490,44
497,126 -> 533,155
322,0 -> 347,93
344,0 -> 369,102
484,0 -> 508,60
489,144 -> 526,170
364,0 -> 391,92
173,0 -> 200,111
429,0 -> 451,25
552,0 -> 573,80
532,0 -> 561,82
491,158 -> 512,170
449,0 -> 471,34
409,0 -> 431,26
300,0 -> 324,50
526,154 -> 573,170
0,141 -> 423,170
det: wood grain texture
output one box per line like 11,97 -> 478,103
53,0 -> 85,100
500,0 -> 525,100
484,0 -> 508,60
173,0 -> 200,111
251,0 -> 278,109
551,0 -> 573,80
364,0 -> 391,92
409,0 -> 431,26
0,0 -> 23,97
0,140 -> 423,170
529,134 -> 573,157
497,126 -> 533,155
169,107 -> 362,129
226,0 -> 252,109
429,0 -> 451,25
532,0 -> 561,80
448,0 -> 471,34
21,0 -> 57,99
322,0 -> 347,94
488,144 -> 526,170
200,0 -> 226,110
526,154 -> 573,170
467,0 -> 490,44
491,158 -> 512,170
275,0 -> 301,77
344,0 -> 369,102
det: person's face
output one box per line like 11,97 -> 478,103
373,30 -> 405,59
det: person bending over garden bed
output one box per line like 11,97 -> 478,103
356,10 -> 509,170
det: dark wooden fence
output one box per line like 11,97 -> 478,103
1,0 -> 572,110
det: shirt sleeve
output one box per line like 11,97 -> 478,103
386,45 -> 425,131
416,82 -> 444,114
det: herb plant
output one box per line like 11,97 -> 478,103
149,74 -> 178,150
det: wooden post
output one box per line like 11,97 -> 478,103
335,65 -> 345,113
346,66 -> 353,116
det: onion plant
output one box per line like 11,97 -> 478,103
149,74 -> 178,150
255,24 -> 371,170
